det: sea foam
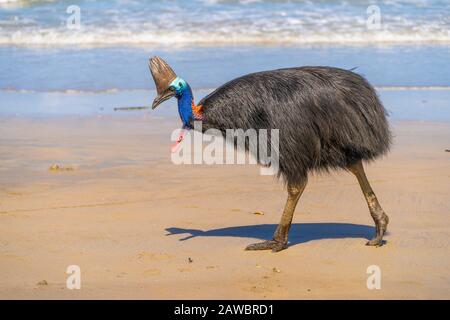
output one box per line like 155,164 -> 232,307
0,0 -> 449,47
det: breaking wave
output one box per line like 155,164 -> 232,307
0,0 -> 449,47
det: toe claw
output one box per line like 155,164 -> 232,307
245,240 -> 287,252
271,243 -> 288,252
366,238 -> 384,246
245,240 -> 275,251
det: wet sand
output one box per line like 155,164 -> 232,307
0,115 -> 449,299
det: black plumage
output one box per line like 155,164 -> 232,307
197,67 -> 391,185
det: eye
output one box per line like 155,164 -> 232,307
178,82 -> 183,88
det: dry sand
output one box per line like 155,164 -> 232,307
0,115 -> 449,299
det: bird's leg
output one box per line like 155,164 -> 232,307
246,179 -> 307,252
347,161 -> 389,246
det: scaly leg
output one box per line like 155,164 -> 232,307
245,178 -> 307,252
347,161 -> 389,246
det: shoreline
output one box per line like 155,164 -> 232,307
1,88 -> 450,122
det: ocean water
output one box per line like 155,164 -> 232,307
0,0 -> 449,46
0,0 -> 449,119
1,45 -> 450,92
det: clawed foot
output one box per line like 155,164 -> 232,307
245,240 -> 288,252
367,214 -> 389,247
366,237 -> 385,246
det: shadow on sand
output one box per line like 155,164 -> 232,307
166,223 -> 375,247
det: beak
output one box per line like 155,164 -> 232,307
152,89 -> 176,109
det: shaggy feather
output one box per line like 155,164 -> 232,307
195,66 -> 391,185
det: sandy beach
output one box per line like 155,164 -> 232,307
0,114 -> 449,299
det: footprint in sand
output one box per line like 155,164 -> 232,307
137,251 -> 173,261
49,164 -> 75,172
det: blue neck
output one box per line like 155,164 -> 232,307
176,82 -> 194,129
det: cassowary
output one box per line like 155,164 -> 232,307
149,56 -> 391,252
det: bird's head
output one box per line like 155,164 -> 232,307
148,56 -> 201,153
149,56 -> 189,110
